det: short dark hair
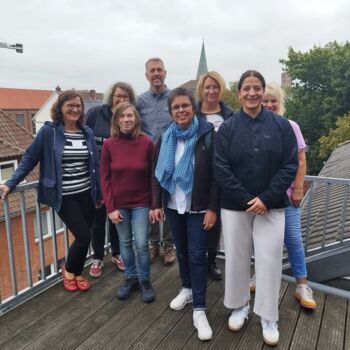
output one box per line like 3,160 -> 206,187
104,81 -> 136,106
237,70 -> 266,91
51,90 -> 85,125
167,88 -> 196,113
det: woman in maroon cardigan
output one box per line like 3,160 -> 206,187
100,102 -> 155,303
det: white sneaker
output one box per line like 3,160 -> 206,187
170,288 -> 193,310
261,318 -> 279,346
193,311 -> 212,341
228,304 -> 249,331
295,284 -> 317,309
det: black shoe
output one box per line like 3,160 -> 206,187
140,280 -> 155,303
117,278 -> 139,300
208,263 -> 222,281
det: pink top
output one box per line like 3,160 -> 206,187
287,120 -> 306,199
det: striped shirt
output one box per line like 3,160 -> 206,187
62,131 -> 91,196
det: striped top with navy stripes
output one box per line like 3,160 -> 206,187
62,131 -> 91,196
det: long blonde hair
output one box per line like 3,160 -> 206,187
264,82 -> 285,115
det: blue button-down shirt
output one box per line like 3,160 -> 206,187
137,88 -> 172,142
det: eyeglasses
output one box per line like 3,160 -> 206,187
171,103 -> 192,112
113,94 -> 130,100
204,86 -> 219,92
65,104 -> 82,110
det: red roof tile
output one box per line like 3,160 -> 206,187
0,88 -> 53,110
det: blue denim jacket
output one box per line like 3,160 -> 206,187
6,121 -> 101,212
214,108 -> 298,210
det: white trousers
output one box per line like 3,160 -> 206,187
222,208 -> 285,322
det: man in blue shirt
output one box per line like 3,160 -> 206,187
138,57 -> 176,266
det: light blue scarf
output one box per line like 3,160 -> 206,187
155,117 -> 199,194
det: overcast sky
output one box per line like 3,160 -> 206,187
0,0 -> 349,95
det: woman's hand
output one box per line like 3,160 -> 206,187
290,188 -> 304,207
108,209 -> 124,225
203,209 -> 217,231
153,208 -> 165,222
0,184 -> 10,201
246,197 -> 267,215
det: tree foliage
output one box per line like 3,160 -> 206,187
280,41 -> 350,174
319,113 -> 350,160
222,81 -> 241,111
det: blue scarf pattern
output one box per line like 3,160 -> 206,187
156,117 -> 199,194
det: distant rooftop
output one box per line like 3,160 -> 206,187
0,87 -> 53,110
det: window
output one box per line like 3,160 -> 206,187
0,160 -> 17,183
33,210 -> 64,240
16,113 -> 25,125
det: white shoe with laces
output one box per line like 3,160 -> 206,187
193,311 -> 212,341
228,304 -> 250,331
170,288 -> 193,310
261,318 -> 279,346
295,284 -> 317,309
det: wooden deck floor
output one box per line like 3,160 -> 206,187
0,258 -> 349,350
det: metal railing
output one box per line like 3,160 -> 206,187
2,175 -> 350,315
0,181 -> 110,316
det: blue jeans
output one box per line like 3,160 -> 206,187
165,208 -> 208,310
116,208 -> 150,281
284,205 -> 307,278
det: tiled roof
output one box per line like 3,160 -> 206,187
0,110 -> 38,219
0,110 -> 34,159
300,140 -> 350,251
0,87 -> 52,110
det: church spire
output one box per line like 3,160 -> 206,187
196,41 -> 208,80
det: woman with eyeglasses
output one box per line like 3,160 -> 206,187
152,88 -> 219,341
86,82 -> 136,278
196,71 -> 234,281
0,91 -> 101,292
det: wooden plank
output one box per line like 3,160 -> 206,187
289,289 -> 326,350
262,284 -> 301,350
154,278 -> 223,350
75,263 -> 177,350
105,272 -> 182,350
20,261 -> 166,350
236,281 -> 288,350
345,300 -> 350,350
317,294 -> 347,350
0,259 -> 116,347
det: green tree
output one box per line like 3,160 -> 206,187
222,81 -> 241,111
319,113 -> 350,160
280,41 -> 350,174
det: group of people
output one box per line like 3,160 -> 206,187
0,57 -> 317,346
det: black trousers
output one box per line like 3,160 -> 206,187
91,205 -> 120,260
58,190 -> 94,275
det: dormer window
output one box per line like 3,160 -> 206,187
0,160 -> 18,184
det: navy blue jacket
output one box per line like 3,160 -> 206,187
5,121 -> 101,212
85,104 -> 112,154
214,107 -> 298,210
196,101 -> 234,121
152,117 -> 219,212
